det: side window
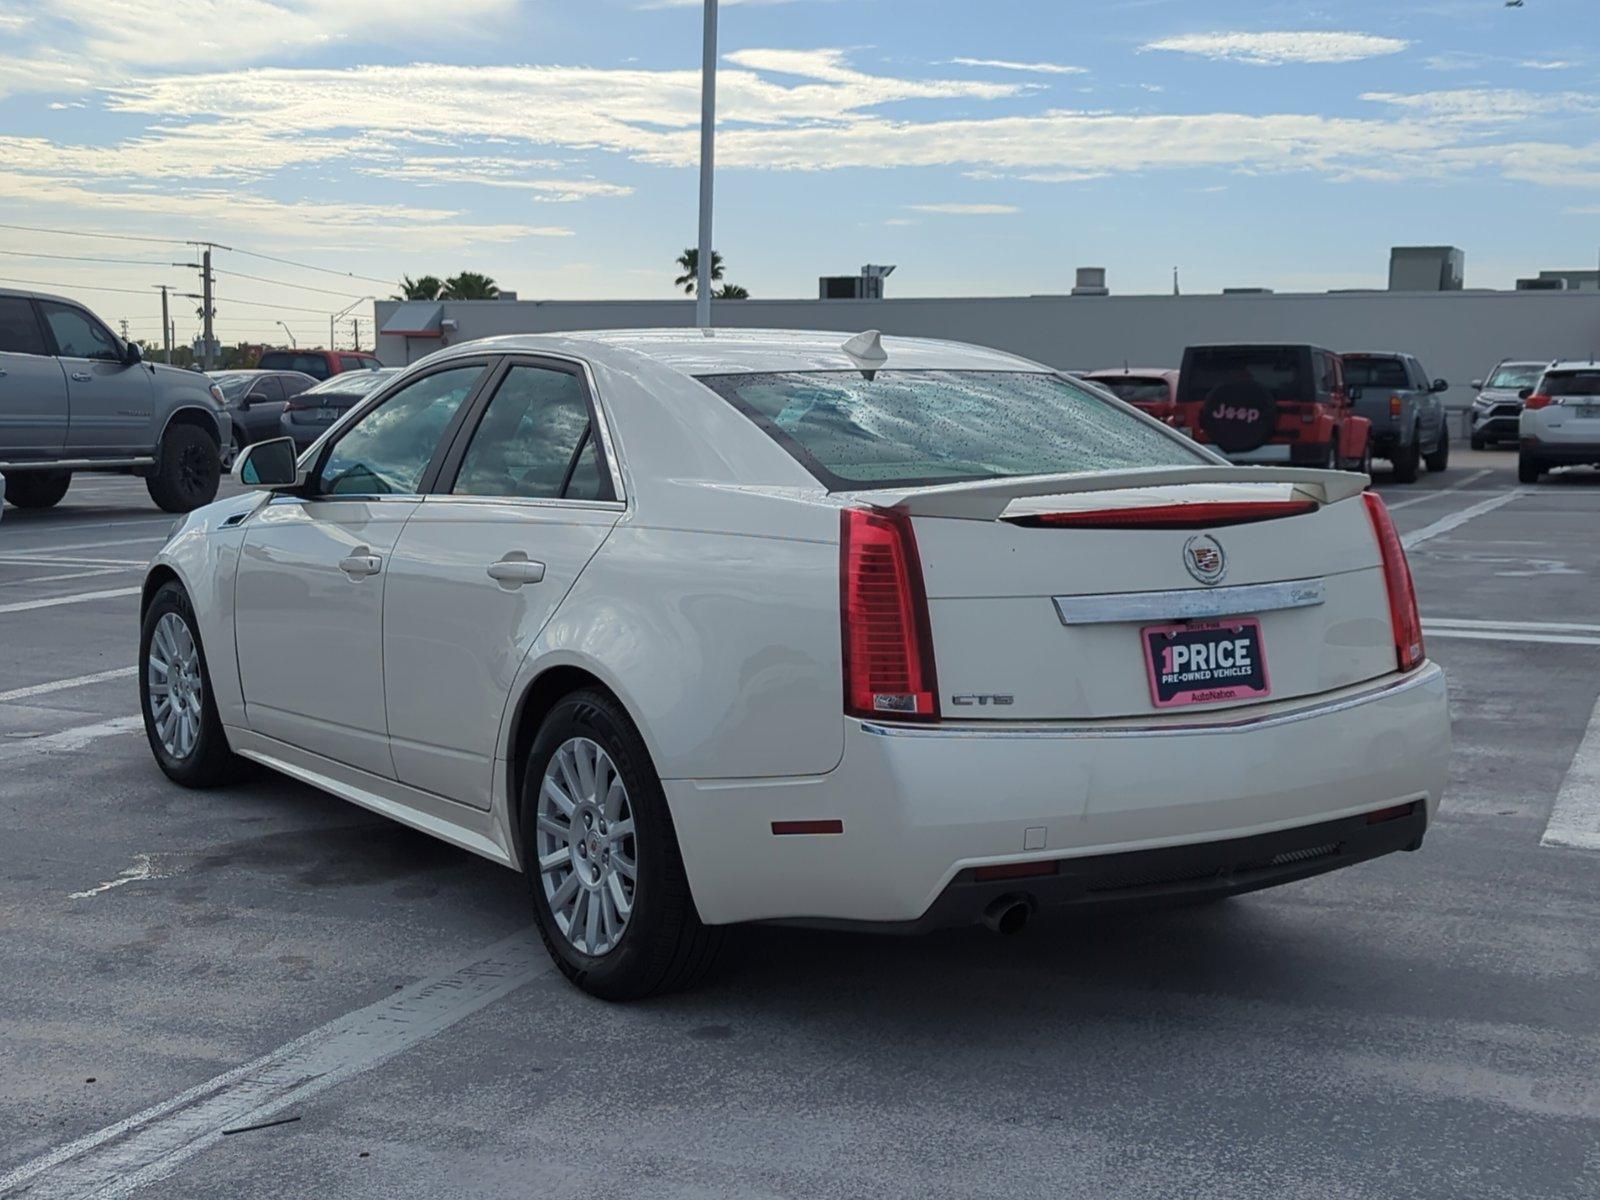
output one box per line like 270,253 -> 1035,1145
40,302 -> 121,361
282,375 -> 313,397
1412,360 -> 1431,390
316,365 -> 483,497
1320,352 -> 1342,397
0,297 -> 47,355
251,375 -> 285,402
451,364 -> 610,501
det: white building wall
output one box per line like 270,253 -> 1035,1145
376,290 -> 1600,414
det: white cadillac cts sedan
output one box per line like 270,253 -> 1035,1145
140,329 -> 1450,998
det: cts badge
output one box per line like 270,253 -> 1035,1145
1183,534 -> 1227,585
951,694 -> 1015,707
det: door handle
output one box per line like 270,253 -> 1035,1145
70,371 -> 92,382
338,550 -> 383,578
486,553 -> 545,588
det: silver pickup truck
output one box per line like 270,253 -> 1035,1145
0,287 -> 231,513
1341,351 -> 1451,483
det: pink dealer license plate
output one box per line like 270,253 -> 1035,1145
1142,618 -> 1271,709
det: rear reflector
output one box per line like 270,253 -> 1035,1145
1365,802 -> 1416,826
1362,492 -> 1425,671
1009,500 -> 1318,530
771,820 -> 844,836
1523,393 -> 1553,410
973,860 -> 1060,882
840,508 -> 939,720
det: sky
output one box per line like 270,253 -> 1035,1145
0,0 -> 1595,346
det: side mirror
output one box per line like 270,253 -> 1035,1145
1518,387 -> 1534,401
243,390 -> 269,408
123,342 -> 143,366
1431,379 -> 1449,393
235,437 -> 302,488
1470,379 -> 1483,391
1348,385 -> 1363,400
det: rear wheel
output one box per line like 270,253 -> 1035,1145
1470,432 -> 1487,451
1391,427 -> 1421,483
1423,423 -> 1450,472
1518,454 -> 1544,484
520,689 -> 724,1000
139,582 -> 244,787
146,424 -> 220,513
3,470 -> 71,509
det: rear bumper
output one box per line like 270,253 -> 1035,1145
1521,439 -> 1600,465
666,663 -> 1450,926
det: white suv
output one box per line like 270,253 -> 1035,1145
1518,361 -> 1600,483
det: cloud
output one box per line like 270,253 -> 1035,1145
948,58 -> 1086,76
1143,31 -> 1409,66
1361,89 -> 1599,123
908,203 -> 1020,214
353,157 -> 634,200
1522,60 -> 1577,71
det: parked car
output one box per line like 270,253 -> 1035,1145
1178,343 -> 1371,472
1470,359 -> 1546,449
256,348 -> 383,382
209,369 -> 317,448
1081,368 -> 1182,425
1341,352 -> 1450,483
0,287 -> 230,512
140,329 -> 1449,999
1518,361 -> 1600,483
279,368 -> 398,451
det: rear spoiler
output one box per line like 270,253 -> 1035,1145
845,466 -> 1368,522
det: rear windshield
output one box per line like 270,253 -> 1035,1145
1544,371 -> 1600,397
1181,347 -> 1309,405
1089,376 -> 1172,405
1488,364 -> 1543,390
1343,357 -> 1410,389
698,370 -> 1204,490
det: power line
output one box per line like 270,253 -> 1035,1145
0,222 -> 189,246
0,248 -> 172,268
0,274 -> 184,297
208,265 -> 368,300
225,245 -> 397,290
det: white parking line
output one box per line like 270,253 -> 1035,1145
1425,627 -> 1600,648
1542,692 -> 1600,851
0,667 -> 138,704
1425,617 -> 1600,635
0,535 -> 165,554
0,715 -> 143,762
0,586 -> 141,614
1382,468 -> 1493,512
1402,490 -> 1523,550
0,929 -> 548,1200
1,567 -> 131,587
68,853 -> 172,900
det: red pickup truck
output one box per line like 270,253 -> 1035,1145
256,349 -> 382,381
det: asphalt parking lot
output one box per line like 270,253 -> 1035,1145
1,451 -> 1597,1200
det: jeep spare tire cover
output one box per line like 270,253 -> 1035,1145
1199,381 -> 1276,453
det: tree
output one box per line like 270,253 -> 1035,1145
713,283 -> 749,299
442,272 -> 499,300
393,274 -> 444,301
674,248 -> 724,295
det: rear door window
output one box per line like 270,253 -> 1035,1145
0,297 -> 47,355
449,364 -> 611,501
700,370 -> 1203,490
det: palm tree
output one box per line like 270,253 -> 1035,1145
713,283 -> 750,299
442,272 -> 500,300
393,275 -> 443,301
674,248 -> 724,295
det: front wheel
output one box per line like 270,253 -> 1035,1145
1518,454 -> 1543,485
1424,423 -> 1450,472
139,582 -> 244,787
520,690 -> 724,1000
146,424 -> 220,513
4,471 -> 71,509
1470,432 -> 1487,451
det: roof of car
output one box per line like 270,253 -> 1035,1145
1545,360 -> 1600,372
0,285 -> 74,306
432,327 -> 1046,376
1084,367 -> 1178,379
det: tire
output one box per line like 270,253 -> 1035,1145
1424,423 -> 1450,473
1470,433 -> 1487,452
1518,454 -> 1543,485
139,581 -> 245,788
3,470 -> 71,509
1391,428 -> 1421,483
146,424 -> 220,513
520,689 -> 724,1000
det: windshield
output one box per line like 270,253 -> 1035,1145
1544,371 -> 1600,398
1489,364 -> 1545,390
1089,376 -> 1172,405
1343,358 -> 1410,389
211,374 -> 257,400
698,370 -> 1205,490
305,368 -> 395,398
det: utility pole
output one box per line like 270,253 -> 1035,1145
201,247 -> 215,370
351,318 -> 359,351
156,285 -> 171,364
695,0 -> 718,329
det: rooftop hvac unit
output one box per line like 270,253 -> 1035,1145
1388,246 -> 1464,292
819,264 -> 895,300
1516,277 -> 1566,291
1071,267 -> 1108,297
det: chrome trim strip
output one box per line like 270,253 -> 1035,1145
1053,578 -> 1325,625
0,457 -> 154,472
416,494 -> 626,513
859,665 -> 1439,741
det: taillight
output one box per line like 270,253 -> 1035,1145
1524,394 -> 1553,410
1362,493 -> 1424,671
1009,500 -> 1317,530
1388,394 -> 1403,418
840,507 -> 939,720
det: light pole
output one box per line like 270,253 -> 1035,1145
276,321 -> 296,348
695,0 -> 718,329
331,296 -> 373,350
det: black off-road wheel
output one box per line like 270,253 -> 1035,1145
1423,423 -> 1450,473
1391,427 -> 1422,483
4,471 -> 71,509
146,424 -> 221,513
520,689 -> 724,1000
139,581 -> 245,787
1518,454 -> 1544,485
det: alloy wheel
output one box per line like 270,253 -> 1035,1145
535,737 -> 637,956
147,611 -> 204,760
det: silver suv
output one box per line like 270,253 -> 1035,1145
0,287 -> 231,512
